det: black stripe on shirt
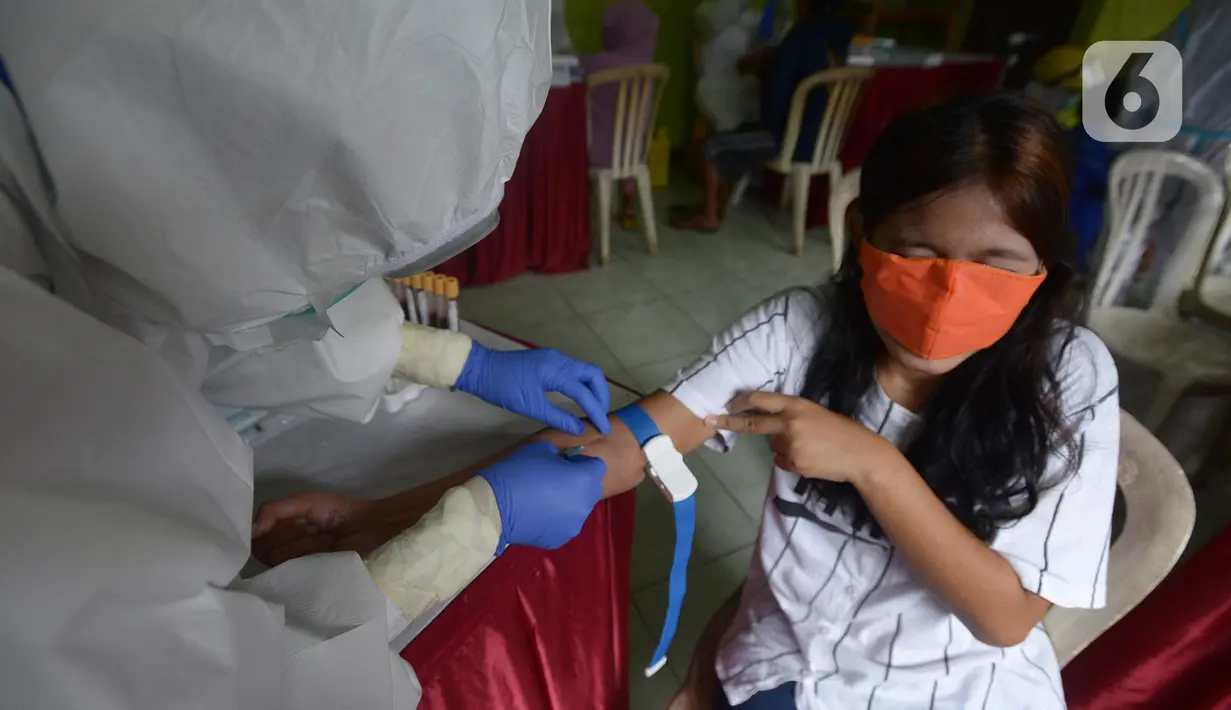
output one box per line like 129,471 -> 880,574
929,681 -> 939,710
943,617 -> 953,676
884,614 -> 903,681
1021,647 -> 1066,706
793,532 -> 854,624
1037,490 -> 1067,594
668,310 -> 787,393
1091,525 -> 1112,606
818,548 -> 896,682
1066,385 -> 1119,424
866,684 -> 879,710
981,664 -> 997,709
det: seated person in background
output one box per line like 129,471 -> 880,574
580,0 -> 660,229
673,0 -> 854,232
255,93 -> 1118,710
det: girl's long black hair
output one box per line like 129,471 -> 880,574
803,93 -> 1081,542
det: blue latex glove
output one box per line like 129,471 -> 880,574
478,441 -> 607,550
454,342 -> 612,435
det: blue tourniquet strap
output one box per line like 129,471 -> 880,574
612,403 -> 696,676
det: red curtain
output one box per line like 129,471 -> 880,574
401,491 -> 636,710
762,59 -> 1005,229
1062,524 -> 1231,710
437,82 -> 592,286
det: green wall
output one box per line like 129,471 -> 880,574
1070,0 -> 1190,45
566,0 -> 709,150
565,0 -> 979,150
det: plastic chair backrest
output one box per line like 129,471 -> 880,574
770,66 -> 874,174
1181,149 -> 1231,323
1043,411 -> 1195,667
1093,150 -> 1225,313
586,63 -> 670,179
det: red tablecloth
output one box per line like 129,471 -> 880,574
763,59 -> 1004,229
437,83 -> 592,286
401,491 -> 636,710
1061,524 -> 1231,710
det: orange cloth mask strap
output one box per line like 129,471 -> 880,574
859,241 -> 1047,361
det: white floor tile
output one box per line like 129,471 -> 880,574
511,314 -> 635,387
695,437 -> 776,522
667,282 -> 767,335
583,301 -> 711,370
457,273 -> 571,331
626,353 -> 701,394
550,260 -> 662,315
636,252 -> 737,297
628,602 -> 683,709
632,455 -> 757,590
633,544 -> 756,680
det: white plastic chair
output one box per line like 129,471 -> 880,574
587,63 -> 670,266
1179,147 -> 1231,329
1086,149 -> 1231,430
826,167 -> 862,274
730,66 -> 873,257
771,67 -> 872,257
1044,410 -> 1195,667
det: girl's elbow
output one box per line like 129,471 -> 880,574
968,610 -> 1038,648
974,621 -> 1033,648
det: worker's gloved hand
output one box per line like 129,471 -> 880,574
454,342 -> 612,435
479,440 -> 607,551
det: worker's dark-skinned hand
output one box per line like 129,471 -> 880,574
251,493 -> 409,567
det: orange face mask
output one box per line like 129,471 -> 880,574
859,241 -> 1046,360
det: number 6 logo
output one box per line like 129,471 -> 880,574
1082,41 -> 1182,143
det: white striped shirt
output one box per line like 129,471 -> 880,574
666,289 -> 1119,710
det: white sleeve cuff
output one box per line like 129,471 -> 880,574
1003,554 -> 1105,610
392,323 -> 473,388
668,381 -> 738,454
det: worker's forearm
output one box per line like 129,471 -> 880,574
855,453 -> 1044,646
392,323 -> 473,388
364,477 -> 501,621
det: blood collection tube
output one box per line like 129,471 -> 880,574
445,277 -> 460,332
433,274 -> 449,328
415,273 -> 432,328
388,278 -> 407,320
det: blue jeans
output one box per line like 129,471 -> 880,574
716,681 -> 797,709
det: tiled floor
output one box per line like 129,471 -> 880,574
458,182 -> 1231,709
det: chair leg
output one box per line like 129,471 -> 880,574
729,175 -> 750,208
597,172 -> 613,266
635,167 -> 659,256
792,169 -> 811,257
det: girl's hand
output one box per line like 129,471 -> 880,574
705,392 -> 900,484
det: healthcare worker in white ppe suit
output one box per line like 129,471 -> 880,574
0,2 -> 611,708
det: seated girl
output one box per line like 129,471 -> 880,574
253,92 -> 1119,710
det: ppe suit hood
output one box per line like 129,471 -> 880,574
0,0 -> 550,336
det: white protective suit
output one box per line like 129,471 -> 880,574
0,1 -> 550,708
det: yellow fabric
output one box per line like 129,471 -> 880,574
649,127 -> 671,186
1034,46 -> 1085,91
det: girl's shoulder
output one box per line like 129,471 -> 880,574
749,286 -> 829,337
1048,324 -> 1119,417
